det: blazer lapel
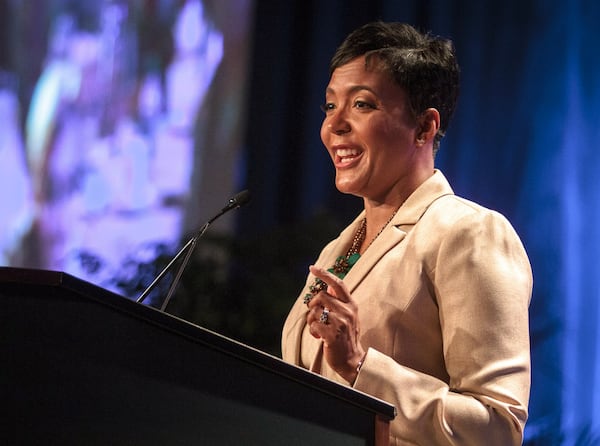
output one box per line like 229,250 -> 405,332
282,213 -> 366,364
343,170 -> 455,293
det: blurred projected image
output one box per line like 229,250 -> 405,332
0,0 -> 252,296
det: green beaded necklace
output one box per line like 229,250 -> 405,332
303,207 -> 399,305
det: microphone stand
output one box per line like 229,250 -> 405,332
135,223 -> 206,308
136,190 -> 250,310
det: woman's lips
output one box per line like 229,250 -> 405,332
334,146 -> 363,168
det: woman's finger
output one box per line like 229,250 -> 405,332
308,265 -> 351,303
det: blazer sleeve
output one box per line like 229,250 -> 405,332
353,209 -> 533,446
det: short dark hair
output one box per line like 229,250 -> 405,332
330,22 -> 460,155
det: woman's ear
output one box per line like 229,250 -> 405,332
415,108 -> 440,146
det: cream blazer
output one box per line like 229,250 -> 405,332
282,170 -> 533,446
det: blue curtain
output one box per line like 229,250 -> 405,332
443,2 -> 600,443
434,1 -> 600,443
244,0 -> 600,443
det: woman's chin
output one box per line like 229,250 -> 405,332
335,181 -> 363,197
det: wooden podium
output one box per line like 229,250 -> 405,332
1,267 -> 394,445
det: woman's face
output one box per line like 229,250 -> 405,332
321,56 -> 423,203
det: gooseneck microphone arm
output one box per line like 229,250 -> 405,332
136,190 -> 251,310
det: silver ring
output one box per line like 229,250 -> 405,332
319,308 -> 330,324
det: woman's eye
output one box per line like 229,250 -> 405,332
354,100 -> 375,110
320,103 -> 335,113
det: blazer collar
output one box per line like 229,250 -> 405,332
334,170 -> 454,293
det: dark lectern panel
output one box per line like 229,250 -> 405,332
1,268 -> 394,445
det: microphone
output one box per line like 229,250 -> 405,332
136,190 -> 251,310
212,189 -> 251,223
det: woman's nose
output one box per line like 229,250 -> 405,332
326,109 -> 351,135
